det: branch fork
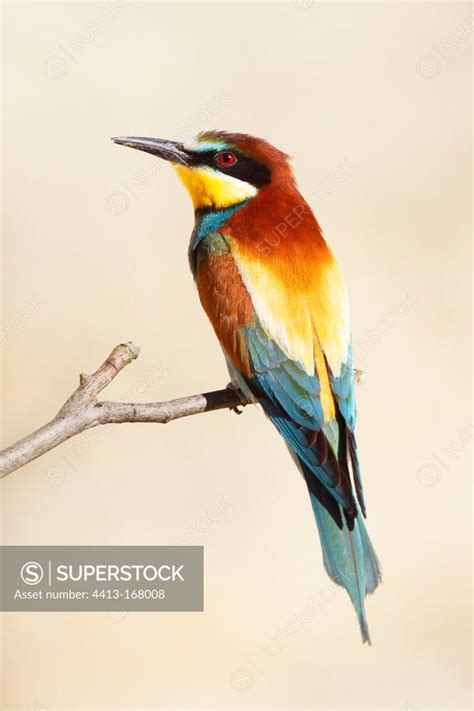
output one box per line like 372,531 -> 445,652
0,342 -> 245,478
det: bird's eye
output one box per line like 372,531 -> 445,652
215,151 -> 238,167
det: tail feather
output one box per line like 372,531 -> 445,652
226,361 -> 382,642
303,462 -> 381,644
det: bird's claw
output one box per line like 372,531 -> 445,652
226,382 -> 246,415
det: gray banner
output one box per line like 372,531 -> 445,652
0,546 -> 203,611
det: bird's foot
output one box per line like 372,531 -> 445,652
225,382 -> 246,415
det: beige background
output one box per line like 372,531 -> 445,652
1,1 -> 472,709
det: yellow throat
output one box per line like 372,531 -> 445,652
174,164 -> 257,210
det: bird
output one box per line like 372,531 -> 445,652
112,130 -> 381,643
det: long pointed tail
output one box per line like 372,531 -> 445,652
303,465 -> 381,643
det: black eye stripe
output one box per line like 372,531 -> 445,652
185,149 -> 271,188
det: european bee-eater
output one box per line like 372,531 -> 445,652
112,131 -> 381,643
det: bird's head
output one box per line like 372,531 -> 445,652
112,130 -> 294,211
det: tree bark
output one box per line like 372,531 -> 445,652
0,343 -> 245,479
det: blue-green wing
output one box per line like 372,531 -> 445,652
241,323 -> 357,515
329,342 -> 366,515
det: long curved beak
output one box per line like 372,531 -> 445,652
111,136 -> 191,166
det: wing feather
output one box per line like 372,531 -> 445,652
243,323 -> 357,515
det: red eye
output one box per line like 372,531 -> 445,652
215,151 -> 238,167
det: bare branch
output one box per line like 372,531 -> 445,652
0,342 -> 364,480
0,343 -> 245,479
